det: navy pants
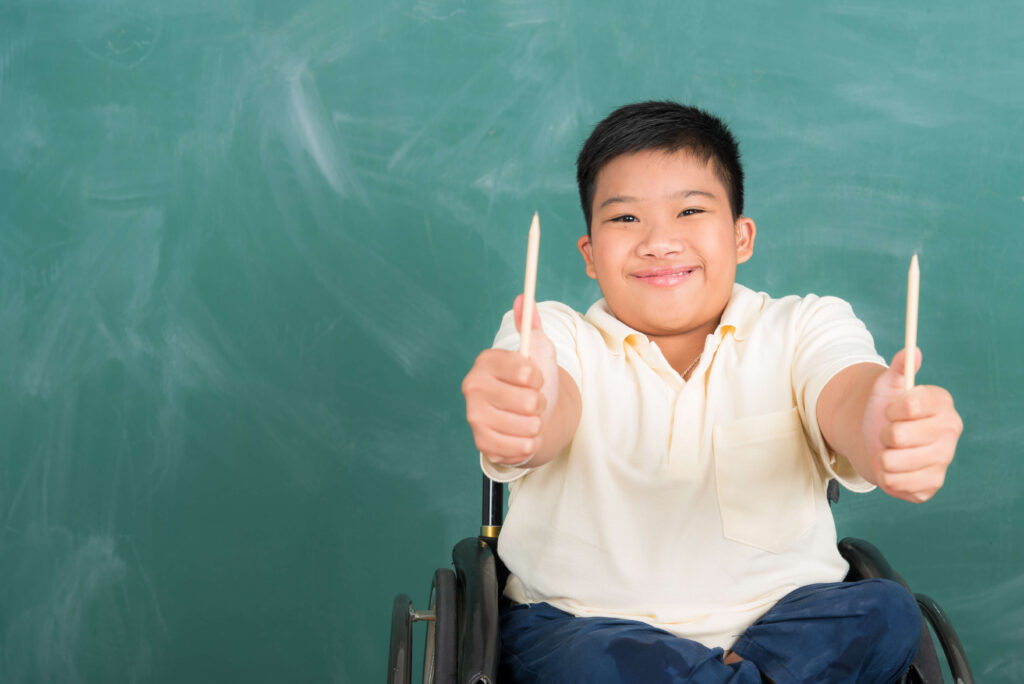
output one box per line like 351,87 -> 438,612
498,579 -> 921,684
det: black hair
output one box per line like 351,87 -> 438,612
575,101 -> 744,233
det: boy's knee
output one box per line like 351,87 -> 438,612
857,579 -> 922,671
867,579 -> 921,635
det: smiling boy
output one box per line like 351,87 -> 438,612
461,101 -> 962,683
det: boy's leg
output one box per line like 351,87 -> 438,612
730,579 -> 921,684
498,602 -> 764,684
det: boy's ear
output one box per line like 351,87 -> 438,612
734,217 -> 756,264
577,235 -> 598,280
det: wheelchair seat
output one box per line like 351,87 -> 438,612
388,476 -> 973,684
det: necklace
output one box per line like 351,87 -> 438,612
682,352 -> 702,379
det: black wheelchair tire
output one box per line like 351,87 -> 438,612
387,594 -> 413,684
423,568 -> 458,684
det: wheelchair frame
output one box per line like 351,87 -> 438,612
388,476 -> 974,684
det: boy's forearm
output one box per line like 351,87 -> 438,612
816,362 -> 888,483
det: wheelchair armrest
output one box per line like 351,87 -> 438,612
452,537 -> 501,684
838,537 -> 910,589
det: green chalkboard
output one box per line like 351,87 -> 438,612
2,1 -> 1022,681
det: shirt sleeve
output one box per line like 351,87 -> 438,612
480,301 -> 583,483
791,295 -> 885,492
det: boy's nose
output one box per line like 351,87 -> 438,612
638,223 -> 686,258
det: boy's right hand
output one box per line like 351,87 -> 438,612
462,295 -> 561,467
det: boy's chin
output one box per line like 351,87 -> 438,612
623,314 -> 718,339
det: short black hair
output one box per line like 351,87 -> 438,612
576,101 -> 744,233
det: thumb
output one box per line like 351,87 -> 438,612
513,294 -> 545,338
885,347 -> 922,391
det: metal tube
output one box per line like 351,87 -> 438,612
482,475 -> 503,529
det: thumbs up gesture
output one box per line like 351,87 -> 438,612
462,296 -> 563,467
861,349 -> 963,502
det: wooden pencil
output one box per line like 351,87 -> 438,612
904,253 -> 920,391
520,212 -> 540,358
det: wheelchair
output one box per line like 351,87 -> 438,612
388,476 -> 973,684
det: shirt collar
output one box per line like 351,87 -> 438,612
715,283 -> 765,342
584,283 -> 766,354
584,299 -> 645,354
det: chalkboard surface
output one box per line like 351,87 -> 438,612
3,1 -> 1022,681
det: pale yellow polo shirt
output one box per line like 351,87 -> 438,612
480,284 -> 884,650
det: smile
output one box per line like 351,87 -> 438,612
631,266 -> 698,287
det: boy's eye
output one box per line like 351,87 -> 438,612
610,214 -> 639,223
679,208 -> 703,217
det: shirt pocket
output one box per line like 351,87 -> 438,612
712,407 -> 818,553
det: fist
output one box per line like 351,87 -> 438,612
461,296 -> 559,466
862,349 -> 963,502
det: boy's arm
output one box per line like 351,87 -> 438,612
462,296 -> 582,469
816,348 -> 962,503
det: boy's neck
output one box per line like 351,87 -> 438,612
648,319 -> 720,378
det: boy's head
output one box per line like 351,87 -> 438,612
573,101 -> 756,346
576,101 -> 744,233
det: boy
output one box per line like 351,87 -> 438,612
461,102 -> 962,683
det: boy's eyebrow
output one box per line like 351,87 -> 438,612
598,189 -> 718,209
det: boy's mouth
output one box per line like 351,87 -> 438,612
631,266 -> 698,287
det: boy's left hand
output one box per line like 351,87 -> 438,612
861,349 -> 963,503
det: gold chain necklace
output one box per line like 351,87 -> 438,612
682,352 -> 702,379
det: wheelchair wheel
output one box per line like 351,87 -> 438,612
423,568 -> 457,684
387,594 -> 414,684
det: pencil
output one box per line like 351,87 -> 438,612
520,212 -> 540,358
904,253 -> 920,391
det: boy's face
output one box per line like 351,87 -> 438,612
577,149 -> 755,341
